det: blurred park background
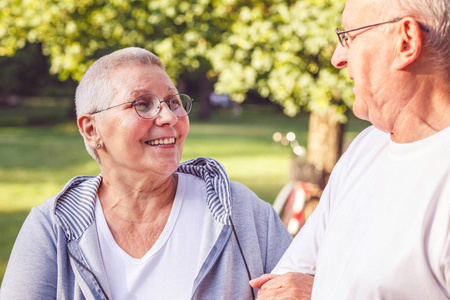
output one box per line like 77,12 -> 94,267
0,0 -> 371,282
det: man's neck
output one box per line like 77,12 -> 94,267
391,74 -> 450,143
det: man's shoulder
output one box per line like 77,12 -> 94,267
353,125 -> 387,143
345,125 -> 389,155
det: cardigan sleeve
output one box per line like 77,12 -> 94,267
229,181 -> 293,275
0,204 -> 59,300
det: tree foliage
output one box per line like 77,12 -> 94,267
0,0 -> 353,120
209,0 -> 354,120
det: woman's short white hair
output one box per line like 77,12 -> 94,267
398,0 -> 450,68
75,47 -> 164,164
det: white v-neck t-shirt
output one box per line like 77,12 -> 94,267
95,173 -> 207,300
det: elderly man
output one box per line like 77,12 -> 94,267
250,0 -> 450,299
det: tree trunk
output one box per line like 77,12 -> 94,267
306,106 -> 345,184
196,73 -> 214,120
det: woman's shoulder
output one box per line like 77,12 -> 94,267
229,180 -> 256,196
228,181 -> 291,244
229,181 -> 271,210
25,175 -> 101,237
37,175 -> 100,211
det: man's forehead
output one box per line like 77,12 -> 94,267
341,0 -> 387,27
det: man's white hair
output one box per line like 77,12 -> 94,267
75,47 -> 164,164
397,0 -> 450,68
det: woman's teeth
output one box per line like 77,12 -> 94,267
147,138 -> 175,146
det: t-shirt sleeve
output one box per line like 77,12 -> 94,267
270,127 -> 373,276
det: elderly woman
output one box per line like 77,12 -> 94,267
0,47 -> 292,300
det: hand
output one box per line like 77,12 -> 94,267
249,272 -> 314,300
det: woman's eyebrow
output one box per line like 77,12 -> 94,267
130,89 -> 151,98
130,87 -> 179,98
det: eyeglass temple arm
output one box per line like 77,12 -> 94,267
337,18 -> 403,35
91,101 -> 135,115
337,18 -> 429,35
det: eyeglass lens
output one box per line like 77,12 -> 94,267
335,29 -> 348,47
340,33 -> 349,47
134,94 -> 192,119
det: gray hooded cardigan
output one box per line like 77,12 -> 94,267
0,157 -> 292,300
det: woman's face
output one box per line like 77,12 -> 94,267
97,63 -> 189,177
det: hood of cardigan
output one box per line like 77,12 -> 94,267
53,157 -> 232,242
177,157 -> 232,225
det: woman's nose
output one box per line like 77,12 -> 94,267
331,43 -> 348,69
154,102 -> 177,126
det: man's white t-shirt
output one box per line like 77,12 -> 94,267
95,173 -> 207,300
273,126 -> 450,299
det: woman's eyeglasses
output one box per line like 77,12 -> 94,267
91,94 -> 193,119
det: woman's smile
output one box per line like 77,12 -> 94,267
145,137 -> 176,146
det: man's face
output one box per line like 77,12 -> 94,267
331,0 -> 404,132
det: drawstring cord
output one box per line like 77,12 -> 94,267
229,215 -> 256,300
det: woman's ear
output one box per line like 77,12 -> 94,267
78,114 -> 101,149
393,17 -> 423,70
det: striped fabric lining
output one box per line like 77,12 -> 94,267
55,176 -> 102,241
54,157 -> 231,241
177,157 -> 232,225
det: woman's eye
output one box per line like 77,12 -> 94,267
170,98 -> 181,106
135,100 -> 149,108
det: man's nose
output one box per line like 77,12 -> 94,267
331,43 -> 348,69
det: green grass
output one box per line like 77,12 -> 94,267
0,99 -> 370,283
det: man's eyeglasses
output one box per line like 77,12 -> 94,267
91,94 -> 193,119
336,18 -> 430,48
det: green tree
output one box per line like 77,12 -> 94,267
1,0 -> 244,118
0,0 -> 353,177
207,0 -> 354,176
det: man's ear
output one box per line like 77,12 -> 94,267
78,114 -> 101,149
393,17 -> 423,70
